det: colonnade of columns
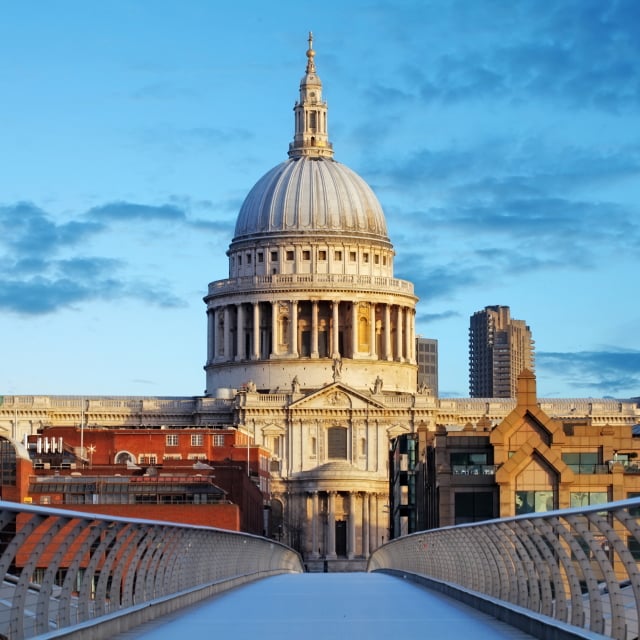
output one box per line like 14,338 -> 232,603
298,490 -> 386,560
206,299 -> 415,365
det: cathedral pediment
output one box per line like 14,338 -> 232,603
289,383 -> 386,410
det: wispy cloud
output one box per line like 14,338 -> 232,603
86,202 -> 186,222
0,199 -> 213,315
0,202 -> 103,256
537,348 -> 640,396
381,0 -> 640,112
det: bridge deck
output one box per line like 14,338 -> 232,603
115,572 -> 536,639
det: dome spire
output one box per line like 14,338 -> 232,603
306,31 -> 316,74
288,32 -> 334,159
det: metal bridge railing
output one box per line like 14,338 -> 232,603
368,498 -> 640,640
0,501 -> 303,639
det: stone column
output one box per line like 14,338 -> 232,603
348,492 -> 356,559
405,306 -> 412,364
384,304 -> 392,361
331,301 -> 340,358
223,306 -> 231,361
235,303 -> 244,361
207,309 -> 215,363
212,308 -> 220,361
396,306 -> 404,362
368,493 -> 377,551
311,491 -> 319,558
271,302 -> 278,357
252,302 -> 260,360
351,301 -> 358,357
327,491 -> 337,559
362,491 -> 370,558
311,300 -> 319,358
290,300 -> 299,357
369,304 -> 376,358
410,309 -> 417,363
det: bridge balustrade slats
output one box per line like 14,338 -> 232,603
368,498 -> 640,640
0,501 -> 303,639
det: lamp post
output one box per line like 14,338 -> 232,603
87,444 -> 96,469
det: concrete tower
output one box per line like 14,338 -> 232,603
469,305 -> 535,398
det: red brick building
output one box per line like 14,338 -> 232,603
1,426 -> 273,535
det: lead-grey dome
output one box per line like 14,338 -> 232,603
233,156 -> 389,243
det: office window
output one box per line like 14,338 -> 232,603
191,434 -> 204,447
562,452 -> 599,474
455,492 -> 494,524
628,492 -> 640,517
166,434 -> 179,447
629,536 -> 640,560
516,490 -> 555,514
0,439 -> 17,486
570,491 -> 608,508
213,434 -> 225,447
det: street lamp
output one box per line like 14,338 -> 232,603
87,444 -> 96,469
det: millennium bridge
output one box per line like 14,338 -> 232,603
1,499 -> 639,640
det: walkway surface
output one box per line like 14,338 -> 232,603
115,572 -> 537,639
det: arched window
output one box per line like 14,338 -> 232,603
327,427 -> 348,459
358,316 -> 369,351
115,451 -> 135,465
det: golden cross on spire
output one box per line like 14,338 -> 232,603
306,31 -> 316,74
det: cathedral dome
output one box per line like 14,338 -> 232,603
232,156 -> 389,243
231,32 -> 390,247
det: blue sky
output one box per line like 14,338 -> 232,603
1,0 -> 639,399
